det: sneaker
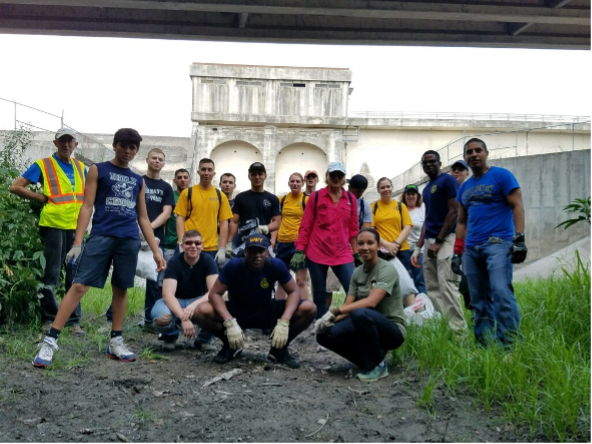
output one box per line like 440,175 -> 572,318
357,361 -> 388,383
106,336 -> 137,362
162,335 -> 178,352
194,340 -> 218,352
213,344 -> 242,364
32,337 -> 58,368
267,347 -> 301,369
69,324 -> 86,336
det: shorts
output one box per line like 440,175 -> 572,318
227,299 -> 305,330
73,235 -> 140,289
275,241 -> 296,269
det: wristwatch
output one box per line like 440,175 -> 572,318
435,237 -> 444,244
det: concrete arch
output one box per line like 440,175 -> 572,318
275,142 -> 328,195
210,140 -> 262,194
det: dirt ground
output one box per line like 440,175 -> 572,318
0,322 -> 531,443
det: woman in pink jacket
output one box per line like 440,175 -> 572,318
290,162 -> 359,318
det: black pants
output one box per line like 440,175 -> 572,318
317,308 -> 404,372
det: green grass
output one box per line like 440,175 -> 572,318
83,282 -> 145,318
394,252 -> 591,442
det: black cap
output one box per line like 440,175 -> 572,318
248,162 -> 266,173
244,233 -> 270,249
347,174 -> 368,189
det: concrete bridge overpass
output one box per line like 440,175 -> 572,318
0,0 -> 589,49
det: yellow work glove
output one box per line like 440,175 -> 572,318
223,318 -> 244,350
270,319 -> 290,349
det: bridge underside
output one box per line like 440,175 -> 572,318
0,0 -> 589,50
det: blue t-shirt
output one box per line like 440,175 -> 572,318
90,161 -> 144,239
219,257 -> 292,309
422,173 -> 459,239
457,166 -> 520,247
357,197 -> 372,228
163,252 -> 218,300
23,153 -> 80,188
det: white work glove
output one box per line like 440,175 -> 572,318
65,245 -> 82,264
223,318 -> 244,350
255,225 -> 269,235
270,319 -> 290,349
314,311 -> 336,334
411,246 -> 421,264
216,247 -> 227,266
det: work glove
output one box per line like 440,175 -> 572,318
508,232 -> 528,264
225,248 -> 233,259
411,246 -> 421,267
216,247 -> 227,266
255,225 -> 269,235
223,318 -> 244,350
270,319 -> 290,349
451,254 -> 464,276
353,252 -> 363,267
314,311 -> 336,334
289,250 -> 306,272
65,245 -> 82,265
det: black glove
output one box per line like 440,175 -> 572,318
353,252 -> 363,267
508,232 -> 528,264
451,254 -> 464,276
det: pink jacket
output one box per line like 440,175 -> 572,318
295,187 -> 358,266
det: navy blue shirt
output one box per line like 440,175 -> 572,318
457,166 -> 520,248
219,257 -> 292,309
163,252 -> 218,300
91,161 -> 143,239
422,172 -> 459,239
143,175 -> 175,242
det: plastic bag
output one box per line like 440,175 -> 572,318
136,249 -> 158,281
388,257 -> 418,296
404,293 -> 441,326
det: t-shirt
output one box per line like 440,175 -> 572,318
232,190 -> 281,243
357,197 -> 372,228
407,205 -> 426,251
349,259 -> 406,337
422,173 -> 459,239
164,189 -> 181,249
174,185 -> 233,252
457,166 -> 520,248
277,192 -> 309,243
23,153 -> 84,188
163,252 -> 218,300
219,257 -> 292,310
91,161 -> 143,239
371,200 -> 413,251
143,176 -> 175,242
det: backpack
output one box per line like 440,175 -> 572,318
186,186 -> 222,220
280,193 -> 307,214
373,200 -> 403,232
358,197 -> 366,229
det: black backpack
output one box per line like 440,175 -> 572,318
373,200 -> 403,232
280,193 -> 307,214
186,186 -> 222,220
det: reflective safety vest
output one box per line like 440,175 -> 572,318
35,156 -> 86,230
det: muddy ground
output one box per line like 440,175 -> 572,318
0,321 -> 531,443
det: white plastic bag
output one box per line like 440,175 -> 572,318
404,293 -> 441,326
388,257 -> 418,296
136,249 -> 158,281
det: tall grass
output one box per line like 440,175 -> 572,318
394,252 -> 591,442
82,281 -> 145,319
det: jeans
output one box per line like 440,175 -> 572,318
38,227 -> 81,325
464,238 -> 520,345
409,252 -> 427,295
316,308 -> 404,372
307,259 -> 354,319
151,297 -> 213,343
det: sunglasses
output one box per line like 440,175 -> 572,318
329,172 -> 345,178
183,240 -> 203,246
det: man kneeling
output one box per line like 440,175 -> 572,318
152,230 -> 218,350
195,234 -> 316,368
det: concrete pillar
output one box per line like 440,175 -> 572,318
263,125 -> 277,193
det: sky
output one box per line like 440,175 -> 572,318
0,34 -> 590,138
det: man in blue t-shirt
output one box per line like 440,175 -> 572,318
195,234 -> 316,368
453,138 -> 527,346
412,150 -> 466,332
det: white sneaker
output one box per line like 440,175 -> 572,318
33,337 -> 58,368
106,336 -> 137,362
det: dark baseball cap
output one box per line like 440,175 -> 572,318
347,174 -> 368,189
404,184 -> 419,193
244,233 -> 270,249
248,162 -> 266,173
451,160 -> 469,171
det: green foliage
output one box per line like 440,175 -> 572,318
0,127 -> 46,326
555,196 -> 591,230
394,253 -> 591,442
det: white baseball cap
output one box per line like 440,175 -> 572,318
55,128 -> 77,140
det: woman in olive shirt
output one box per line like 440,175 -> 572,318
315,228 -> 406,383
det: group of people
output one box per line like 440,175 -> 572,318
12,126 -> 527,383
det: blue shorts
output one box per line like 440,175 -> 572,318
275,241 -> 296,269
73,235 -> 140,289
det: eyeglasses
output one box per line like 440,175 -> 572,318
183,240 -> 203,246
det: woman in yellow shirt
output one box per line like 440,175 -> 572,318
372,177 -> 415,301
274,172 -> 309,300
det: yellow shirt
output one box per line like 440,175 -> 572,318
371,199 -> 413,251
174,185 -> 233,251
277,192 -> 309,243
